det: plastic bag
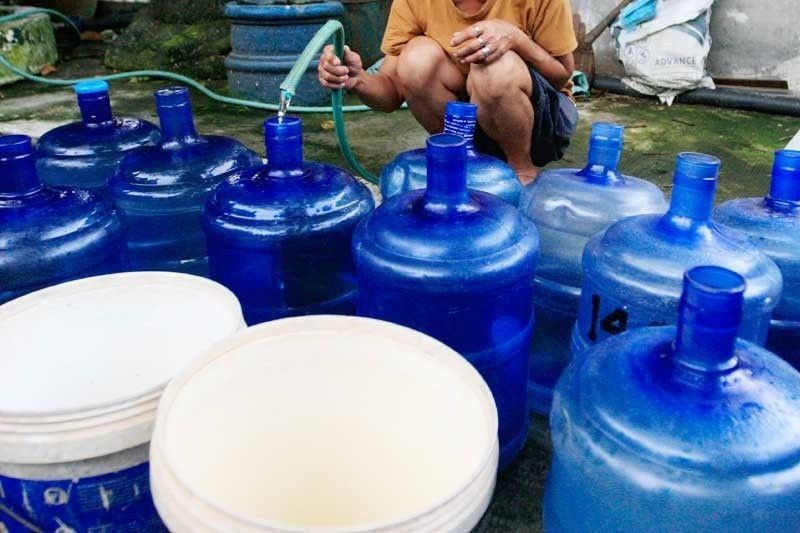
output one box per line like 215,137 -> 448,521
620,0 -> 657,30
613,0 -> 715,105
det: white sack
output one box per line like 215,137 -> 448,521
614,0 -> 715,105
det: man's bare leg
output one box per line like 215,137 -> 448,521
467,52 -> 538,184
396,37 -> 466,133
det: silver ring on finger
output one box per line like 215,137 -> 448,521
481,45 -> 491,60
477,36 -> 486,48
473,26 -> 483,37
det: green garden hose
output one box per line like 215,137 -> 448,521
0,8 -> 380,183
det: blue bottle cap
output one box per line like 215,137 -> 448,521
74,80 -> 110,96
443,102 -> 478,148
445,101 -> 477,120
0,134 -> 33,157
769,150 -> 800,203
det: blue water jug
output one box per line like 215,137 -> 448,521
519,123 -> 667,415
36,80 -> 160,192
571,152 -> 783,355
0,135 -> 126,304
110,87 -> 261,276
353,134 -> 539,469
380,102 -> 522,204
715,150 -> 800,369
546,266 -> 800,532
203,116 -> 374,325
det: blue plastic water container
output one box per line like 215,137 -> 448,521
546,266 -> 800,532
110,87 -> 261,276
380,102 -> 522,204
203,116 -> 374,325
353,134 -> 539,469
519,123 -> 667,415
0,135 -> 126,305
36,80 -> 160,192
571,152 -> 783,355
715,150 -> 800,369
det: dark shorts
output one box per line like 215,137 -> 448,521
474,68 -> 579,167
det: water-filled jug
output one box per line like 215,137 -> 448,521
519,123 -> 666,415
571,153 -> 782,355
380,102 -> 522,204
715,150 -> 800,369
546,266 -> 800,533
0,135 -> 126,305
110,87 -> 261,276
36,80 -> 160,192
353,134 -> 539,469
204,116 -> 374,325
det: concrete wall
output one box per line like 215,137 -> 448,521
571,0 -> 800,94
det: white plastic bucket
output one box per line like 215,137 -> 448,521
150,316 -> 499,532
0,273 -> 244,532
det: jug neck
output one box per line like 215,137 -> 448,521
0,135 -> 43,198
264,116 -> 304,176
577,122 -> 625,184
673,266 -> 744,373
443,102 -> 477,152
765,150 -> 800,211
423,134 -> 470,212
155,87 -> 200,145
660,153 -> 720,231
75,80 -> 115,130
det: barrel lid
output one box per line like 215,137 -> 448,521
151,316 -> 498,531
224,1 -> 345,20
0,273 -> 244,464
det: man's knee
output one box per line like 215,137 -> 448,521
397,37 -> 449,94
467,52 -> 532,102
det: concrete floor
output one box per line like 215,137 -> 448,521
2,49 -> 800,532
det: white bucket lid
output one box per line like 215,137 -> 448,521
150,316 -> 499,532
0,273 -> 245,464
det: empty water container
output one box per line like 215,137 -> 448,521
0,135 -> 126,305
110,87 -> 261,276
571,153 -> 783,355
519,123 -> 666,415
380,102 -> 522,204
203,116 -> 374,325
353,134 -> 539,469
546,266 -> 800,532
36,80 -> 160,192
715,150 -> 800,369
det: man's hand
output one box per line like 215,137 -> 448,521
451,20 -> 523,64
318,45 -> 364,91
